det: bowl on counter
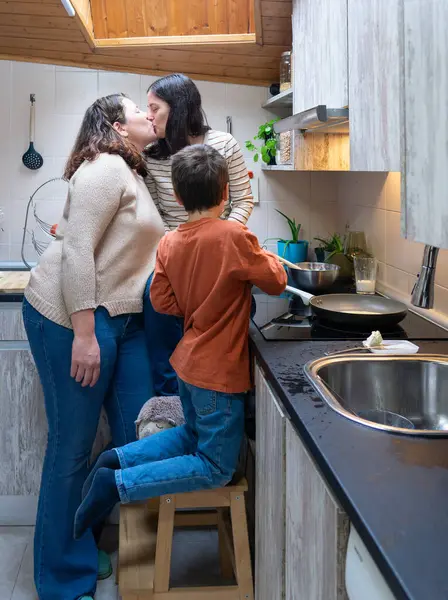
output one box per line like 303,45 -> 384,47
288,262 -> 340,293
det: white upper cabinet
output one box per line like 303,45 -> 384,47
400,0 -> 448,248
292,0 -> 348,115
348,0 -> 401,172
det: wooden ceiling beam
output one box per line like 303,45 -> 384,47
70,0 -> 95,49
0,48 -> 276,86
94,33 -> 257,48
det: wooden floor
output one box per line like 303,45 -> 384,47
0,525 -> 226,599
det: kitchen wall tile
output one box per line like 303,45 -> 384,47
99,72 -> 141,106
385,171 -> 401,212
9,159 -> 56,205
435,249 -> 448,287
0,245 -> 9,260
338,172 -> 388,209
140,75 -> 158,109
309,202 -> 339,248
52,114 -> 83,158
434,285 -> 448,316
226,84 -> 268,114
342,205 -> 386,263
205,113 -> 228,134
195,80 -> 227,117
247,204 -> 267,243
384,264 -> 412,295
310,172 -> 339,204
55,71 -> 98,115
385,211 -> 424,275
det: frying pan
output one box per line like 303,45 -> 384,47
284,284 -> 408,328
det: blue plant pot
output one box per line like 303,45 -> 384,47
277,240 -> 309,264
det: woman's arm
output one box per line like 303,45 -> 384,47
61,154 -> 126,385
224,135 -> 254,225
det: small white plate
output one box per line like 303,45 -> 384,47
366,340 -> 420,355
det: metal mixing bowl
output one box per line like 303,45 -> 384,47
288,262 -> 340,293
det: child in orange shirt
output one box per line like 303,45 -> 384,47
74,145 -> 287,538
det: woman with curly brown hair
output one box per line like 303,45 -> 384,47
22,93 -> 165,600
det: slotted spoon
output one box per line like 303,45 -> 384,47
22,94 -> 43,170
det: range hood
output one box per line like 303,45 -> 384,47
274,105 -> 349,135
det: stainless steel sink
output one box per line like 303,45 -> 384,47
304,354 -> 448,435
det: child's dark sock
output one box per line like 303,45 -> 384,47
74,468 -> 120,540
82,449 -> 120,500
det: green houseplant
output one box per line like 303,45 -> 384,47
266,210 -> 309,263
245,119 -> 279,165
314,233 -> 352,279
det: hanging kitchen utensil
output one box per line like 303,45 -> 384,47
284,284 -> 408,328
22,94 -> 44,170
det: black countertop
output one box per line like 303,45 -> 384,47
250,324 -> 448,600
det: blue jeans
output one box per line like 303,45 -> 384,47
143,273 -> 257,398
22,299 -> 152,600
115,378 -> 246,502
144,273 -> 183,397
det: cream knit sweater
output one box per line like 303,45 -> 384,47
25,153 -> 165,329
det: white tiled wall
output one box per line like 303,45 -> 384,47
338,172 -> 448,316
0,59 -> 340,265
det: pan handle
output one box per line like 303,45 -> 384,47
285,284 -> 314,306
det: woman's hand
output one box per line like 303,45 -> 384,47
71,334 -> 101,387
70,309 -> 100,387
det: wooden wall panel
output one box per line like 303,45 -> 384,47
91,0 -> 254,39
0,2 -> 66,16
0,0 -> 291,85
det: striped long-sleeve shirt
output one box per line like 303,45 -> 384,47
145,130 -> 254,231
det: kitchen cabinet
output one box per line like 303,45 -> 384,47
254,361 -> 349,599
285,419 -> 350,600
348,0 -> 401,172
400,0 -> 448,248
0,303 -> 27,341
255,364 -> 286,600
292,0 -> 348,115
0,301 -> 110,525
0,346 -> 47,497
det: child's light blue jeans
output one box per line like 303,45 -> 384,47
115,378 -> 246,501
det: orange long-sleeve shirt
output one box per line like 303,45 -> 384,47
150,218 -> 287,393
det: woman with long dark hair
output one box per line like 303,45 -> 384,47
22,94 -> 165,600
143,74 -> 254,414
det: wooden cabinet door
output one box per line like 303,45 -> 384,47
0,303 -> 27,341
292,0 -> 348,114
255,363 -> 286,600
348,0 -> 401,171
401,0 -> 448,248
285,420 -> 349,600
0,347 -> 46,496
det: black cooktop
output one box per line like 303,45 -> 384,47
252,288 -> 448,342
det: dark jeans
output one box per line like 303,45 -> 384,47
144,273 -> 257,398
144,273 -> 183,397
22,299 -> 151,600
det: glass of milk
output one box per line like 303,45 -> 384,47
354,257 -> 377,294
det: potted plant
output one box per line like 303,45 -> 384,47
266,210 -> 309,263
314,233 -> 352,279
245,119 -> 279,165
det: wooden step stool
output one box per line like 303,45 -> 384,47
118,476 -> 254,600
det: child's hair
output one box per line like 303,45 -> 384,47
171,144 -> 229,212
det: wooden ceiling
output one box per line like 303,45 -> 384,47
0,0 -> 292,86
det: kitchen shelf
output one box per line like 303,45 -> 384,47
262,88 -> 293,111
262,164 -> 294,171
